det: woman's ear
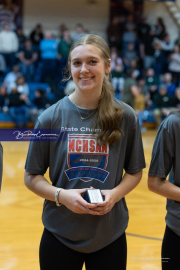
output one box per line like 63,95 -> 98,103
105,59 -> 111,74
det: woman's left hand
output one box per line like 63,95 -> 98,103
92,189 -> 117,215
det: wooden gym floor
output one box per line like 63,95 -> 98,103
0,130 -> 166,270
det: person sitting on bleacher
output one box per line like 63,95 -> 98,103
160,73 -> 176,97
30,88 -> 50,124
153,84 -> 172,127
7,84 -> 29,128
2,65 -> 21,94
15,75 -> 29,95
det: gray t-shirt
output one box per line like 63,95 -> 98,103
0,143 -> 2,190
148,113 -> 180,236
25,96 -> 146,253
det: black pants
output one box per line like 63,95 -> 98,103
162,225 -> 180,270
40,228 -> 127,270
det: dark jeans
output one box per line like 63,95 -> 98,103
162,225 -> 180,270
41,59 -> 57,82
40,228 -> 127,270
9,105 -> 29,127
2,52 -> 16,69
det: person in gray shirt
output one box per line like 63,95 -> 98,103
24,34 -> 145,270
148,112 -> 180,270
0,143 -> 2,190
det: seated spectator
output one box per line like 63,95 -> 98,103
30,24 -> 44,51
19,39 -> 38,82
137,77 -> 151,109
15,75 -> 29,95
168,45 -> 180,86
171,87 -> 180,109
0,53 -> 6,75
160,73 -> 176,96
161,34 -> 174,72
123,43 -> 138,69
153,84 -> 172,127
122,23 -> 136,54
31,88 -> 50,124
7,84 -> 29,128
126,58 -> 141,78
111,63 -> 125,96
145,68 -> 159,102
2,65 -> 21,94
16,28 -> 26,51
110,48 -> 123,71
0,24 -> 19,69
73,23 -> 87,41
40,31 -> 58,82
153,39 -> 165,75
57,29 -> 73,79
140,28 -> 156,69
121,69 -> 139,107
133,86 -> 146,130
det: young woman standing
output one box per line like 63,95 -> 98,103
24,34 -> 146,270
148,112 -> 180,270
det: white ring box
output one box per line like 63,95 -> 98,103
84,189 -> 104,204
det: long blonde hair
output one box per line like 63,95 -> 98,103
66,34 -> 123,145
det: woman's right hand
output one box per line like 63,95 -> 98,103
59,189 -> 100,215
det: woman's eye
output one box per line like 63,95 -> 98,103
73,61 -> 80,65
90,60 -> 97,64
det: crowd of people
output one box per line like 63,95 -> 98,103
0,14 -> 180,128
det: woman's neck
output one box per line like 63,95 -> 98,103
69,90 -> 101,110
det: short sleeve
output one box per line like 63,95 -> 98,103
25,120 -> 50,175
0,143 -> 3,190
148,126 -> 174,179
124,114 -> 146,173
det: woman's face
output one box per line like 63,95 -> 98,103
70,44 -> 110,95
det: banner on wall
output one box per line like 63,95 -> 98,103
0,0 -> 23,30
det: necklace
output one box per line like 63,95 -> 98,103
74,101 -> 97,121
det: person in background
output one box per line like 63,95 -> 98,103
145,68 -> 159,103
168,45 -> 180,86
31,88 -> 50,124
0,53 -> 6,75
154,17 -> 166,40
107,16 -> 124,51
15,75 -> 29,96
30,24 -> 44,50
122,23 -> 136,54
160,73 -> 176,97
7,84 -> 29,128
19,39 -> 38,82
140,27 -> 156,70
121,69 -> 139,108
153,84 -> 172,127
123,43 -> 138,70
40,31 -> 58,82
110,48 -> 123,71
171,87 -> 180,109
153,39 -> 165,76
137,77 -> 151,110
58,24 -> 67,40
133,85 -> 146,131
57,29 -> 73,80
161,34 -> 174,73
111,63 -> 125,98
16,28 -> 26,51
2,65 -> 21,94
0,23 -> 19,69
73,23 -> 87,41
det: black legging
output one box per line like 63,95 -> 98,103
40,228 -> 127,270
162,225 -> 180,270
